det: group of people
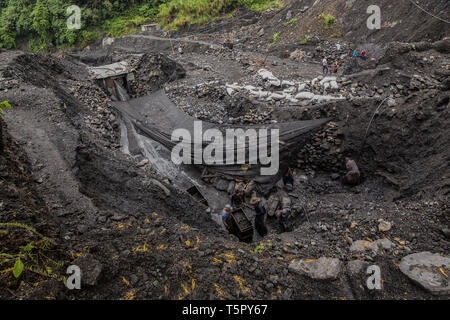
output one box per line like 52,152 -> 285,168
222,191 -> 268,236
322,48 -> 369,75
352,49 -> 367,58
221,168 -> 298,237
322,57 -> 339,75
222,158 -> 361,238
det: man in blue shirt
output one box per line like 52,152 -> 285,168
222,205 -> 232,228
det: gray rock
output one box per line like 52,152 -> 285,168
350,240 -> 378,253
286,10 -> 292,21
347,260 -> 369,277
75,254 -> 103,286
350,238 -> 394,253
283,287 -> 293,299
376,238 -> 394,250
215,178 -> 230,191
137,159 -> 149,167
147,179 -> 171,196
378,220 -> 392,232
399,252 -> 450,295
289,257 -> 342,280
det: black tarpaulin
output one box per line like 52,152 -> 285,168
110,89 -> 330,187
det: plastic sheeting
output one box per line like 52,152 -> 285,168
110,90 -> 330,188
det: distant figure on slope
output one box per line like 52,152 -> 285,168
282,168 -> 294,191
178,46 -> 184,55
360,50 -> 367,59
343,157 -> 360,186
322,57 -> 329,75
330,60 -> 338,74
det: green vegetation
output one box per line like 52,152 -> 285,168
158,0 -> 282,30
299,34 -> 309,45
329,32 -> 342,39
271,32 -> 280,45
0,222 -> 63,281
283,17 -> 298,27
250,240 -> 272,254
318,12 -> 335,29
0,101 -> 12,117
0,0 -> 282,51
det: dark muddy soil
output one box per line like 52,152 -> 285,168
0,1 -> 449,300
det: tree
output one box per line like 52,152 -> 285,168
31,0 -> 52,51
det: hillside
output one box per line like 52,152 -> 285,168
0,0 -> 449,301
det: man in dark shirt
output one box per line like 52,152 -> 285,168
276,208 -> 291,233
282,168 -> 294,191
251,197 -> 268,237
231,190 -> 245,208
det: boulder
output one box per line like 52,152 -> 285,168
378,220 -> 392,232
350,238 -> 394,253
289,257 -> 342,280
295,92 -> 315,100
399,252 -> 450,296
75,254 -> 103,286
347,260 -> 369,277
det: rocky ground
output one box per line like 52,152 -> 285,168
0,0 -> 449,300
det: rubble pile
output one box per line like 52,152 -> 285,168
128,53 -> 186,98
0,0 -> 449,300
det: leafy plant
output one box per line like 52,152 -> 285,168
329,32 -> 342,39
250,240 -> 273,254
271,32 -> 280,45
324,14 -> 335,28
283,17 -> 298,27
0,222 -> 61,280
318,12 -> 335,29
299,34 -> 309,45
0,101 -> 12,117
13,258 -> 24,278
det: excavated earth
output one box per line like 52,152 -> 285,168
0,0 -> 449,300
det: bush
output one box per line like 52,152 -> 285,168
299,34 -> 309,45
324,14 -> 335,28
272,32 -> 280,45
283,17 -> 298,27
0,0 -> 283,49
318,12 -> 335,29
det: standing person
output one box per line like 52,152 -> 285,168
343,157 -> 360,185
322,57 -> 329,75
333,60 -> 339,74
222,205 -> 232,229
360,50 -> 367,60
275,208 -> 291,233
178,45 -> 184,55
353,49 -> 358,57
282,168 -> 294,191
231,189 -> 245,208
251,197 -> 268,237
